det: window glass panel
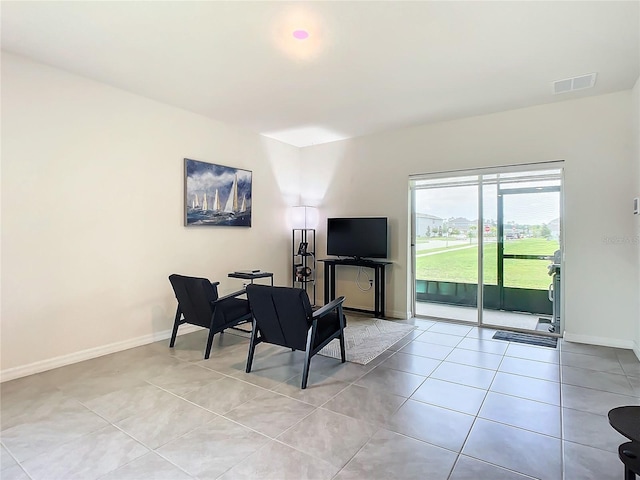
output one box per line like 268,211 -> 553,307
503,259 -> 554,290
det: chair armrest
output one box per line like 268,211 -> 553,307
211,281 -> 221,287
213,288 -> 247,304
312,296 -> 345,319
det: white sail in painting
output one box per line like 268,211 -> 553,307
224,174 -> 239,213
213,189 -> 221,212
202,193 -> 208,211
193,194 -> 199,208
240,195 -> 246,213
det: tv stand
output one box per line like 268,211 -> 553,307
319,258 -> 391,318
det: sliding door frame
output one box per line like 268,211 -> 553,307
410,160 -> 564,335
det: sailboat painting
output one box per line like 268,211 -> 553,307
185,158 -> 252,226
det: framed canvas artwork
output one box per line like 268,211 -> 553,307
184,158 -> 252,227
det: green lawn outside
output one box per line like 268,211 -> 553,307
503,238 -> 560,256
416,238 -> 560,290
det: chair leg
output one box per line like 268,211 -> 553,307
339,331 -> 346,363
301,324 -> 317,389
169,307 -> 181,348
625,466 -> 636,480
204,328 -> 216,360
337,306 -> 346,363
302,349 -> 312,390
246,320 -> 258,373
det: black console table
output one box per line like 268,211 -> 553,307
319,259 -> 391,318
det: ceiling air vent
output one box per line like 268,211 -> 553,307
552,73 -> 597,95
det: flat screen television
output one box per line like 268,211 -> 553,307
327,217 -> 388,259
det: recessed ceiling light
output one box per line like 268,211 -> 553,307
292,29 -> 309,40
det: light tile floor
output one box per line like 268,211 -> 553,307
2,318 -> 639,480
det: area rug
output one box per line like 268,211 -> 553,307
318,318 -> 416,365
493,331 -> 558,348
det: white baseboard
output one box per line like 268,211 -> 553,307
386,309 -> 409,320
563,332 -> 635,350
0,325 -> 203,383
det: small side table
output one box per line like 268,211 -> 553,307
609,406 -> 640,480
609,406 -> 640,443
228,271 -> 274,286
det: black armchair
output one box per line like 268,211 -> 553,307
168,274 -> 252,359
245,284 -> 346,389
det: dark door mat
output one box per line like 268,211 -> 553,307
492,331 -> 558,348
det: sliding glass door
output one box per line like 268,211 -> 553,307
411,164 -> 563,335
413,177 -> 479,322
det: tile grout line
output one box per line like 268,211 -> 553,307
450,345 -> 505,479
0,439 -> 34,480
559,340 -> 567,480
4,323 -> 637,479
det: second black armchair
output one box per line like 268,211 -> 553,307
245,284 -> 346,389
168,274 -> 252,359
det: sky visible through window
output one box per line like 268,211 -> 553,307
415,174 -> 560,226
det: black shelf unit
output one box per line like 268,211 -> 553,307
292,229 -> 316,305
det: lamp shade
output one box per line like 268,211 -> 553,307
290,206 -> 319,229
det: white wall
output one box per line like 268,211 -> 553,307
2,53 -> 638,380
1,53 -> 300,380
633,76 -> 640,358
302,91 -> 639,348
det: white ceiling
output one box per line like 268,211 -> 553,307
2,1 -> 639,147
